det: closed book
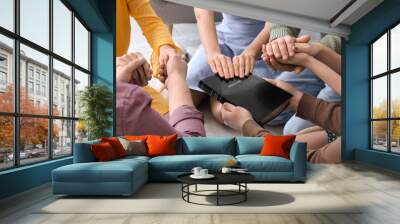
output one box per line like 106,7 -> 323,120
198,75 -> 292,124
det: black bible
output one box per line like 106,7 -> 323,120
198,75 -> 292,124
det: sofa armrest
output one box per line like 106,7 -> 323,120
289,142 -> 307,181
74,142 -> 97,163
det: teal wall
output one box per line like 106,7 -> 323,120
91,0 -> 115,135
0,158 -> 72,199
0,0 -> 115,200
344,0 -> 400,171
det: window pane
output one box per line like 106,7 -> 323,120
75,120 -> 88,143
20,44 -> 49,115
372,76 -> 387,119
391,24 -> 400,70
53,119 -> 72,158
74,69 -> 89,118
0,35 -> 14,112
75,18 -> 89,70
372,121 -> 388,151
391,72 -> 400,118
391,120 -> 400,153
53,0 -> 72,60
20,117 -> 49,165
0,0 -> 14,31
0,116 -> 14,170
53,59 -> 72,117
20,0 -> 49,49
372,33 -> 387,76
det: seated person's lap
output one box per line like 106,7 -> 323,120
116,83 -> 205,137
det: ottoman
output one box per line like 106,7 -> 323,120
52,156 -> 148,196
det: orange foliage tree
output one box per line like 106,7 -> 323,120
372,99 -> 400,143
0,85 -> 14,150
0,85 -> 59,151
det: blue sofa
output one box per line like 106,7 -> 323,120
52,137 -> 306,196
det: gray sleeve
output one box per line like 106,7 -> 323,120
269,24 -> 301,42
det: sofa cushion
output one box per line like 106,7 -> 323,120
118,138 -> 147,156
101,137 -> 127,158
114,155 -> 150,164
124,135 -> 148,141
236,155 -> 293,172
176,137 -> 236,155
53,158 -> 147,183
73,139 -> 100,163
260,134 -> 296,159
91,142 -> 118,162
147,134 -> 177,157
149,154 -> 235,172
236,137 -> 263,155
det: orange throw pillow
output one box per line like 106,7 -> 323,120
260,134 -> 296,159
91,142 -> 117,162
124,135 -> 148,142
101,137 -> 126,158
146,134 -> 177,157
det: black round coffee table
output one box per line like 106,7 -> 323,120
177,173 -> 255,206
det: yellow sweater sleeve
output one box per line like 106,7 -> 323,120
125,0 -> 180,73
116,0 -> 173,115
127,0 -> 175,51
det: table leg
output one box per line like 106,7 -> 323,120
187,184 -> 190,202
245,183 -> 247,201
181,184 -> 183,199
195,184 -> 198,192
217,184 -> 219,206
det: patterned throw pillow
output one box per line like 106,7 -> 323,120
118,137 -> 147,156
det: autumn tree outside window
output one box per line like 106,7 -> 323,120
0,0 -> 91,170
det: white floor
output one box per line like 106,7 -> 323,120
1,163 -> 400,224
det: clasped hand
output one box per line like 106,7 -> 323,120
261,35 -> 322,73
116,52 -> 152,86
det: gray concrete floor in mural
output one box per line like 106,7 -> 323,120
129,21 -> 285,136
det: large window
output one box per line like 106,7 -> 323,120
371,23 -> 400,153
0,0 -> 91,170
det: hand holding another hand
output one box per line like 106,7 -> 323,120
116,52 -> 152,86
157,44 -> 180,82
166,54 -> 187,79
293,42 -> 323,57
261,35 -> 311,74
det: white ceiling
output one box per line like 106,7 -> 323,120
227,0 -> 352,21
165,0 -> 384,37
